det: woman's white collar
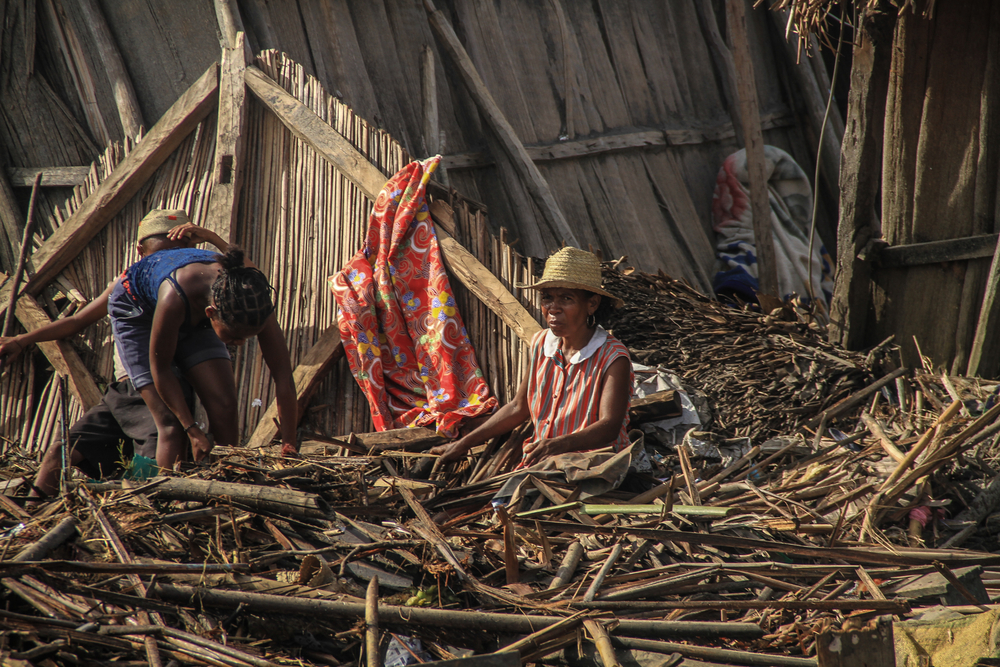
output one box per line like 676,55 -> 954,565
543,326 -> 608,364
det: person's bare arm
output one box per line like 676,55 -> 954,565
430,367 -> 531,463
167,223 -> 230,253
150,285 -> 212,459
0,282 -> 115,366
256,314 -> 298,452
520,355 -> 631,467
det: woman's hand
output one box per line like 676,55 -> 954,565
521,437 -> 566,468
188,427 -> 214,462
430,437 -> 473,464
167,223 -> 227,251
0,337 -> 24,367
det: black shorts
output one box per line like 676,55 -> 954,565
66,379 -> 193,479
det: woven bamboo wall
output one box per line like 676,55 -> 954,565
0,51 -> 539,452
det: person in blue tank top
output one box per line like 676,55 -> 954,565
108,212 -> 297,468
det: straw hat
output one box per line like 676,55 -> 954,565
520,247 -> 623,308
137,209 -> 189,242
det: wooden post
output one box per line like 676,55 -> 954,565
366,576 -> 380,667
214,0 -> 245,51
421,46 -> 440,157
423,0 -> 580,248
76,0 -> 144,140
725,0 -> 779,298
206,32 -> 250,244
827,6 -> 896,349
817,617 -> 894,667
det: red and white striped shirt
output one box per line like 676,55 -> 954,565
525,326 -> 633,452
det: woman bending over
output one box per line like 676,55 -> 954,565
110,243 -> 297,467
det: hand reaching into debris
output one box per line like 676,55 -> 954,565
167,223 -> 229,252
430,437 -> 473,463
188,425 -> 214,462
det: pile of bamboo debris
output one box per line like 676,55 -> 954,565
603,265 -> 881,440
4,273 -> 1000,666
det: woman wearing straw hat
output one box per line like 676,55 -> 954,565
432,247 -> 633,470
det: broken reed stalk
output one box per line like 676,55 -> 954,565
548,541 -> 584,590
583,542 -> 623,603
583,619 -> 622,667
12,516 -> 78,562
498,610 -> 589,658
861,412 -> 906,463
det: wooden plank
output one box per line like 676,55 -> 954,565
7,167 -> 91,188
966,3 -> 1000,377
827,7 -> 898,349
435,227 -> 542,346
299,428 -> 446,456
0,62 -> 220,315
878,234 -> 998,269
244,65 -> 387,200
424,1 -> 580,247
77,0 -> 144,139
246,325 -> 345,449
727,0 -> 778,297
244,64 -> 542,348
206,32 -> 249,243
12,289 -> 102,410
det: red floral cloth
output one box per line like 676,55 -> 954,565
329,157 -> 497,435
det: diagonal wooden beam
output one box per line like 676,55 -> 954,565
1,274 -> 101,410
243,64 -> 541,344
0,61 -> 220,318
423,1 -> 579,248
244,65 -> 386,199
243,64 -> 543,447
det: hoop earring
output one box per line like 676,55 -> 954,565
587,314 -> 596,328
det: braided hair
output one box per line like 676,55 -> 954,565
211,247 -> 275,328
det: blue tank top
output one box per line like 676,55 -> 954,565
124,248 -> 221,314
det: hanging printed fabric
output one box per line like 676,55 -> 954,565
329,156 -> 497,435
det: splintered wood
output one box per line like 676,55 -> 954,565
3,266 -> 1000,666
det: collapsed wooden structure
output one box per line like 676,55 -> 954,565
5,1 -> 1000,664
817,0 -> 1000,375
0,0 -> 845,453
4,275 -> 1000,665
